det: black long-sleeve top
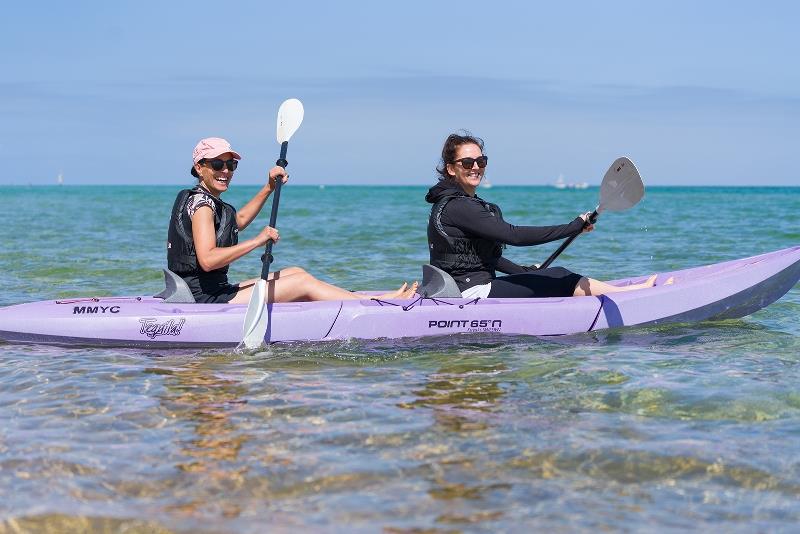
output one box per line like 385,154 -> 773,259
426,180 -> 585,275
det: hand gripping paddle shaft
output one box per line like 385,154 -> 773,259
538,157 -> 644,270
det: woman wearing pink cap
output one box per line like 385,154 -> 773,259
167,137 -> 417,303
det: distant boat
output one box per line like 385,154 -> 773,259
480,177 -> 493,189
57,172 -> 63,185
553,173 -> 588,189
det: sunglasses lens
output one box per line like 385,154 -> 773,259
207,159 -> 237,171
454,156 -> 487,169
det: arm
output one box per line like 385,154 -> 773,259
444,199 -> 586,246
192,206 -> 279,272
235,166 -> 287,230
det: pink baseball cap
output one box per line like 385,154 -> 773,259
190,137 -> 242,177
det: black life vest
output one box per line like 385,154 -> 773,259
427,195 -> 503,289
166,186 -> 238,276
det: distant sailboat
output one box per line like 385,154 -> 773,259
553,173 -> 588,189
480,177 -> 493,189
57,172 -> 64,185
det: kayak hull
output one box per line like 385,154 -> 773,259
1,246 -> 798,348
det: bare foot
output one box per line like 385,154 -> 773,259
407,280 -> 419,297
640,274 -> 676,288
625,274 -> 658,291
376,281 -> 418,300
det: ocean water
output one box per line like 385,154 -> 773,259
0,184 -> 798,532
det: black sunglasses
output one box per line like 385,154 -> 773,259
452,155 -> 488,169
201,158 -> 238,172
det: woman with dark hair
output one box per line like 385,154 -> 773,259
425,132 -> 659,299
168,137 -> 417,304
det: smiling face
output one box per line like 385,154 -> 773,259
194,152 -> 236,197
446,143 -> 485,196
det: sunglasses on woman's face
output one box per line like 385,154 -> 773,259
202,158 -> 238,172
452,155 -> 488,169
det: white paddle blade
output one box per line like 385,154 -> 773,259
276,98 -> 304,143
598,157 -> 644,212
241,279 -> 268,349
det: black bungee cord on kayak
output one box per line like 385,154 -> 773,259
369,295 -> 483,311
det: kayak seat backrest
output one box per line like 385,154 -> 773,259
419,264 -> 462,298
153,269 -> 197,303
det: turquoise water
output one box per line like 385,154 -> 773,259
1,185 -> 799,531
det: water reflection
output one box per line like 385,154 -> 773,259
400,359 -> 508,432
506,448 -> 800,495
146,362 -> 251,518
395,357 -> 515,523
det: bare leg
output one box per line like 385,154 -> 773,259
235,266 -> 308,293
573,274 -> 658,297
230,269 -> 417,304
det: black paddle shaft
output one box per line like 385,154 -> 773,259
537,209 -> 598,270
260,141 -> 288,279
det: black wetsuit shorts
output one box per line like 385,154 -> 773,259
487,266 -> 584,298
181,274 -> 240,304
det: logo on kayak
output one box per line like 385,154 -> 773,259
73,305 -> 121,314
429,319 -> 502,332
139,318 -> 185,339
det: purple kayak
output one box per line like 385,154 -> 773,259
0,246 -> 798,348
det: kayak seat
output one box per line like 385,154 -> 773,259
153,269 -> 196,303
419,264 -> 462,298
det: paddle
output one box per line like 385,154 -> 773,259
241,98 -> 305,349
537,157 -> 644,270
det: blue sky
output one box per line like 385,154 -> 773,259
1,1 -> 798,186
